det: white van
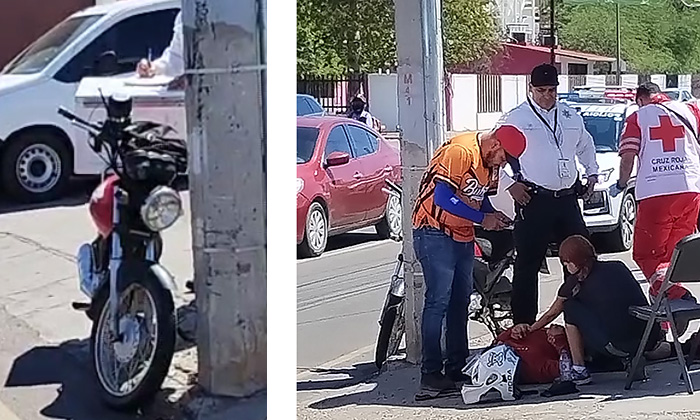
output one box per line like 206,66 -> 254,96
0,0 -> 180,202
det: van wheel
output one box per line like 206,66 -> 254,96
1,131 -> 71,203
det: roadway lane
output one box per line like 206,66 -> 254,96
297,229 -> 657,372
297,229 -> 400,370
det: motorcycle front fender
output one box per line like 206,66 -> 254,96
85,260 -> 177,321
116,260 -> 179,293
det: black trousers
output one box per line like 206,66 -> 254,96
512,192 -> 589,324
563,298 -> 662,356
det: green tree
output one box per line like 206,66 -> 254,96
558,0 -> 700,73
297,0 -> 502,77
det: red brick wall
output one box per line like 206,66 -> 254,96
0,0 -> 94,68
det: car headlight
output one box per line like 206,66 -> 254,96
140,186 -> 183,231
297,178 -> 304,194
597,168 -> 614,183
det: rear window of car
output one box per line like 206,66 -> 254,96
297,126 -> 320,163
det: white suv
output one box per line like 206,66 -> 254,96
570,98 -> 638,251
0,0 -> 180,202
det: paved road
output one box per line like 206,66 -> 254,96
296,229 -> 654,372
0,185 -> 192,420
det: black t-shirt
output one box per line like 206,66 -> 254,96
557,275 -> 581,299
558,260 -> 650,342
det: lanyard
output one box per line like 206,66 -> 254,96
528,98 -> 562,152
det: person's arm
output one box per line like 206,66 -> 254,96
152,12 -> 184,77
617,112 -> 641,188
529,298 -> 565,332
434,181 -> 487,223
574,114 -> 600,177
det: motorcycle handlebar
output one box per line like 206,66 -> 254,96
57,107 -> 102,132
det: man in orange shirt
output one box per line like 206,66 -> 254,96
412,128 -> 518,398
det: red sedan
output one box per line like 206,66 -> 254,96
297,116 -> 401,257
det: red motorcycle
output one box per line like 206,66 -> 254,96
58,93 -> 187,410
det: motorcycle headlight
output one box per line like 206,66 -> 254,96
140,186 -> 183,231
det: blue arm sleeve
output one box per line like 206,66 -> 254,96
481,195 -> 495,213
434,181 -> 486,224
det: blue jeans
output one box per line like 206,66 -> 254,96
413,227 -> 475,375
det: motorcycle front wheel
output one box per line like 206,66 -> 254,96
90,274 -> 176,410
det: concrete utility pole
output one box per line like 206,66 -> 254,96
182,0 -> 267,397
394,0 -> 446,364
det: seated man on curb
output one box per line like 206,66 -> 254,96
511,235 -> 668,384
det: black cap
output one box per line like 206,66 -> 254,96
531,64 -> 559,87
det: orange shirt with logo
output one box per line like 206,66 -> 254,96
412,132 -> 498,242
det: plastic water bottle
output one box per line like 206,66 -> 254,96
559,349 -> 573,382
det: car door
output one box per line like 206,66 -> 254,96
345,124 -> 387,221
323,124 -> 366,227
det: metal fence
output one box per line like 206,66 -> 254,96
297,75 -> 368,115
568,75 -> 587,89
477,74 -> 502,113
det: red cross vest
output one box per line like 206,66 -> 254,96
635,101 -> 700,201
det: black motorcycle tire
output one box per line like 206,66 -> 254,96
90,273 -> 176,410
375,294 -> 405,370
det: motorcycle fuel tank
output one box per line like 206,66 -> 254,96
89,175 -> 119,237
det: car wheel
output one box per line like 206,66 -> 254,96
0,131 -> 71,203
606,192 -> 636,252
376,193 -> 402,240
299,202 -> 328,258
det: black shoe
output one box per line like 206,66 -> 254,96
416,372 -> 458,401
446,369 -> 472,385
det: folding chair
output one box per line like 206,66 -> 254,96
625,233 -> 700,394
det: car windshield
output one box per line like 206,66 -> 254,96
297,126 -> 320,163
581,113 -> 622,152
3,14 -> 103,75
664,91 -> 680,100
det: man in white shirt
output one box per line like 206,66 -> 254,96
495,64 -> 599,325
613,82 -> 700,301
136,11 -> 184,78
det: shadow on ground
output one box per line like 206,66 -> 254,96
298,230 -> 388,260
0,179 -> 96,216
0,175 -> 189,217
3,301 -> 199,420
299,357 -> 700,413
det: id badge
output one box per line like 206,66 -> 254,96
558,159 -> 571,178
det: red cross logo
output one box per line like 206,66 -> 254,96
650,115 -> 685,152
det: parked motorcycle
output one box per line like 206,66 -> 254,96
58,93 -> 187,410
374,180 -> 549,369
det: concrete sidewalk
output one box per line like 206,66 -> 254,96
297,270 -> 700,420
297,349 -> 700,420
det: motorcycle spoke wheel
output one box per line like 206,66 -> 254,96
95,283 -> 159,398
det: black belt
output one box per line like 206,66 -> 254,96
522,181 -> 577,198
